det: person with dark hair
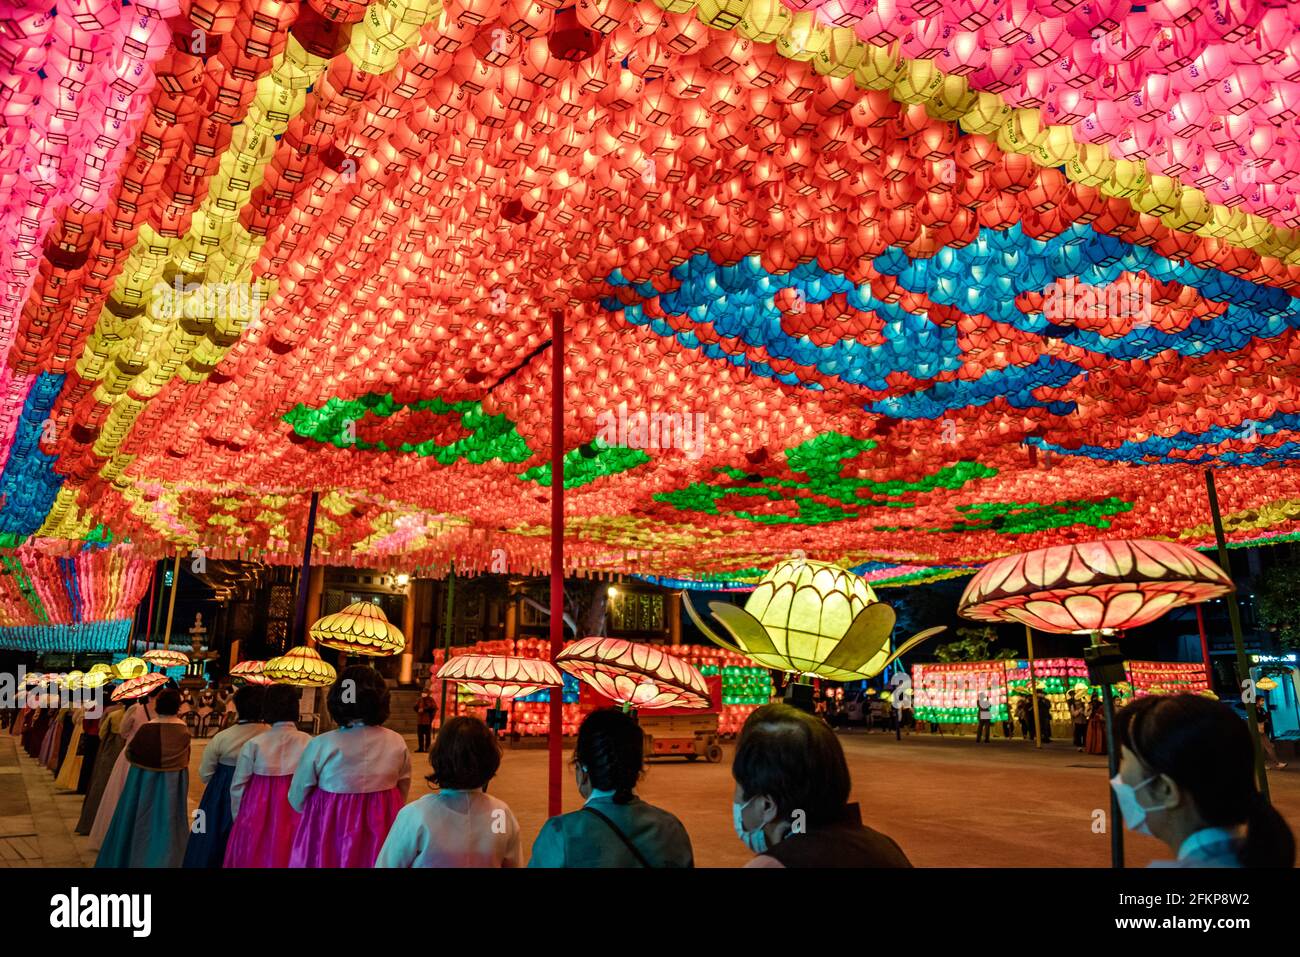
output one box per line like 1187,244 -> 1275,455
95,688 -> 192,868
975,690 -> 992,743
88,683 -> 162,850
181,684 -> 269,868
1085,692 -> 1106,755
224,684 -> 313,868
1255,698 -> 1287,770
529,708 -> 693,868
1069,691 -> 1088,751
1113,693 -> 1295,868
732,703 -> 911,868
377,716 -> 520,867
414,686 -> 438,752
287,666 -> 411,867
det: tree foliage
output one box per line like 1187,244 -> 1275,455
1257,562 -> 1300,650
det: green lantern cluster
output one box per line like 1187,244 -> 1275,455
283,393 -> 532,465
699,663 -> 772,705
928,498 -> 1134,534
2,555 -> 48,624
655,429 -> 997,525
519,439 -> 650,489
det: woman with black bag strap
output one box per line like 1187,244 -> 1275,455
529,708 -> 693,868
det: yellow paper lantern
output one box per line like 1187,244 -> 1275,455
1257,677 -> 1279,691
114,656 -> 148,679
309,601 -> 406,657
265,646 -> 338,687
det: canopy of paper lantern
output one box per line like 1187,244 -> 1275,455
436,654 -> 564,700
0,0 -> 1299,603
557,636 -> 710,709
111,671 -> 169,701
309,601 -> 406,657
265,645 -> 338,687
957,539 -> 1234,634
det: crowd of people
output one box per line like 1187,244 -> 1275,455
4,665 -> 1295,868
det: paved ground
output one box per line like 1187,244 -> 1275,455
5,727 -> 1298,867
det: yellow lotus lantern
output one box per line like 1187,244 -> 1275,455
80,670 -> 110,690
114,657 -> 148,679
265,646 -> 338,687
685,559 -> 944,681
1256,677 -> 1279,692
309,601 -> 406,657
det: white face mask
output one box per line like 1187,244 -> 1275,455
1110,773 -> 1164,835
733,796 -> 769,854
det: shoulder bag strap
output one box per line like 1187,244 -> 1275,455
582,805 -> 652,868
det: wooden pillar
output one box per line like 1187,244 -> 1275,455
399,577 -> 416,685
304,566 -> 324,647
505,596 -> 518,642
668,591 -> 682,646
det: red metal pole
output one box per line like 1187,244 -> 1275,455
1195,603 -> 1212,685
548,309 -> 565,818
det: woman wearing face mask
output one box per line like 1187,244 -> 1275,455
732,703 -> 911,868
528,708 -> 693,867
1112,694 -> 1295,868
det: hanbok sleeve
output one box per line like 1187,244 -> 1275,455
374,806 -> 418,868
229,739 -> 257,819
502,809 -> 522,868
395,737 -> 412,800
288,736 -> 322,812
198,729 -> 222,783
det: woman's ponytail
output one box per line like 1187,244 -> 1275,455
1243,791 -> 1296,868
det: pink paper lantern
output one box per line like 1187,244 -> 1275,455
957,540 -> 1234,635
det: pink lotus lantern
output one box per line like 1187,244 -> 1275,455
229,660 -> 273,686
557,636 -> 710,710
958,539 -> 1234,635
436,655 -> 564,700
111,672 -> 169,702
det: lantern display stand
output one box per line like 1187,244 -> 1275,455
1082,632 -> 1129,869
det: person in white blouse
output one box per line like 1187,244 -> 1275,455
224,684 -> 313,868
182,685 -> 269,868
377,716 -> 521,868
287,666 -> 411,868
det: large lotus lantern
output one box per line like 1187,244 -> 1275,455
557,637 -> 711,709
685,559 -> 944,681
437,655 -> 564,700
264,646 -> 338,687
309,601 -> 406,657
958,540 -> 1234,635
229,660 -> 274,686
